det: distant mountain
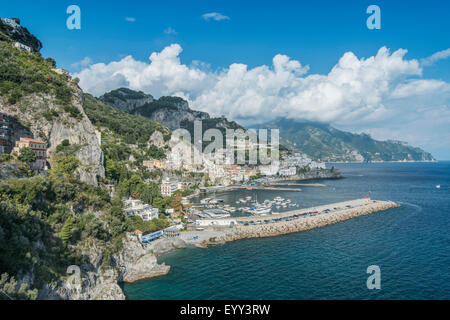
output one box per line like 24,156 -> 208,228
257,119 -> 435,162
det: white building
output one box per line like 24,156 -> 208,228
160,178 -> 182,197
13,42 -> 31,53
259,162 -> 280,176
124,199 -> 159,221
181,197 -> 190,206
278,166 -> 297,176
196,219 -> 237,227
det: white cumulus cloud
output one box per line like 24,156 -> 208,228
73,45 -> 450,157
73,45 -> 450,126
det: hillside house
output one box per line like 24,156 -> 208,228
13,137 -> 47,170
124,198 -> 159,221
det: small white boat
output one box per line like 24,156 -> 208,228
436,185 -> 441,189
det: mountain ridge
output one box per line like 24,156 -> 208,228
257,118 -> 435,162
99,88 -> 435,162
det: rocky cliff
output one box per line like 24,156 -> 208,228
0,24 -> 105,185
100,88 -> 210,131
0,86 -> 105,185
40,233 -> 169,300
98,87 -> 155,113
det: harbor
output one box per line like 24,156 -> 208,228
190,194 -> 301,217
166,198 -> 400,248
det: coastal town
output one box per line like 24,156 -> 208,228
1,12 -> 430,303
1,108 -> 345,248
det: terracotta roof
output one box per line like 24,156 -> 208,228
135,230 -> 143,234
22,137 -> 45,144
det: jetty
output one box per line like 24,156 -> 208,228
234,186 -> 302,192
181,199 -> 400,246
269,183 -> 327,187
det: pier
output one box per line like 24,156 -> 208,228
269,183 -> 327,187
234,186 -> 302,192
181,199 -> 400,246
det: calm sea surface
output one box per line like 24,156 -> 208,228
124,162 -> 450,299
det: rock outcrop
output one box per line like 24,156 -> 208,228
0,18 -> 42,52
0,86 -> 105,185
151,237 -> 187,256
39,233 -> 169,300
99,88 -> 210,131
99,88 -> 154,113
116,234 -> 170,283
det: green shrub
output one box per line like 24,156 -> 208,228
18,147 -> 36,163
63,104 -> 81,119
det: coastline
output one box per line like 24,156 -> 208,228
192,199 -> 399,246
148,198 -> 400,258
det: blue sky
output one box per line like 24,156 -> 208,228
2,0 -> 449,77
2,0 -> 450,158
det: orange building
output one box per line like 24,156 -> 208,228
13,137 -> 47,170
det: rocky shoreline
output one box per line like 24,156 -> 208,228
45,199 -> 398,300
39,234 -> 171,300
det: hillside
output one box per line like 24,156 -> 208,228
0,18 -> 42,52
0,23 -> 104,185
0,19 -> 173,300
258,119 -> 435,162
99,88 -> 244,138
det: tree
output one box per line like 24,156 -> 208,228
45,57 -> 56,68
52,155 -> 80,178
152,197 -> 165,212
59,217 -> 73,243
18,147 -> 36,164
171,192 -> 182,213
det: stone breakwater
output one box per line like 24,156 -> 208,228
200,199 -> 400,245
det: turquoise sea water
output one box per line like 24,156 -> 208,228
124,162 -> 450,299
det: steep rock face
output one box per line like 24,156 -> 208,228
100,89 -> 210,131
40,234 -> 169,300
99,88 -> 154,113
0,18 -> 42,52
115,234 -> 170,283
144,99 -> 210,131
0,86 -> 105,185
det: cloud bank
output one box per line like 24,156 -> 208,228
73,44 -> 450,158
